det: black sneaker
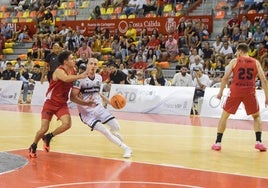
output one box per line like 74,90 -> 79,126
42,133 -> 53,152
29,143 -> 37,158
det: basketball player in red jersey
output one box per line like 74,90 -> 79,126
212,43 -> 268,152
29,51 -> 91,158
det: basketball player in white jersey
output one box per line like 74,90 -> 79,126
70,58 -> 132,158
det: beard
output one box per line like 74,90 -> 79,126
181,72 -> 186,76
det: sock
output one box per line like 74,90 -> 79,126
255,132 -> 262,142
216,133 -> 223,143
120,143 -> 128,150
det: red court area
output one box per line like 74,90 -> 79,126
0,149 -> 267,188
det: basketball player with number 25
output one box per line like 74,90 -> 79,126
211,43 -> 268,152
70,58 -> 132,158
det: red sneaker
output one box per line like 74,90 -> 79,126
42,133 -> 53,152
29,144 -> 37,158
211,143 -> 221,151
255,142 -> 267,152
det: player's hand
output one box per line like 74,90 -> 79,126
217,93 -> 222,100
79,71 -> 88,79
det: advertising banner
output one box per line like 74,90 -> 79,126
108,84 -> 195,115
0,80 -> 22,104
200,88 -> 268,121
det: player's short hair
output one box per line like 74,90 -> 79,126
58,51 -> 72,65
236,43 -> 249,53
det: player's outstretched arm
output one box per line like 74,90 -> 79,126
54,69 -> 88,82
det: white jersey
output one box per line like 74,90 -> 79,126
73,73 -> 114,128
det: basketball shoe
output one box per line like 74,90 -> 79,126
255,142 -> 267,152
211,143 -> 221,151
123,147 -> 132,158
29,143 -> 37,158
42,133 -> 53,152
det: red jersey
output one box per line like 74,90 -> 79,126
46,66 -> 75,105
230,56 -> 258,97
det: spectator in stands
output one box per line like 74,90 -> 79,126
14,57 -> 23,72
91,5 -> 102,19
252,25 -> 265,48
18,25 -> 32,42
231,26 -> 241,48
145,48 -> 157,68
125,22 -> 137,42
203,58 -> 213,76
212,35 -> 223,56
0,33 -> 5,55
58,24 -> 69,42
1,62 -> 16,80
258,42 -> 268,70
175,51 -> 189,71
165,34 -> 178,62
260,14 -> 268,32
12,25 -> 22,42
102,0 -> 113,9
30,64 -> 42,82
31,36 -> 42,60
211,58 -> 225,86
248,42 -> 258,58
219,41 -> 234,60
227,12 -> 240,35
119,62 -> 128,75
192,67 -> 211,102
132,53 -> 147,70
24,55 -> 35,73
16,64 -> 30,103
123,0 -> 138,16
143,0 -> 157,16
99,63 -> 111,85
201,41 -> 214,61
220,26 -> 232,41
172,65 -> 193,86
0,56 -> 8,73
111,37 -> 122,59
238,26 -> 253,45
119,36 -> 129,62
189,55 -> 204,77
156,0 -> 165,16
1,23 -> 12,41
146,66 -> 166,86
188,48 -> 203,66
177,21 -> 187,47
184,19 -> 197,46
40,8 -> 54,27
146,34 -> 161,58
106,63 -> 126,91
240,15 -> 252,31
43,42 -> 62,82
65,30 -> 79,52
76,41 -> 93,59
126,69 -> 137,85
76,52 -> 89,69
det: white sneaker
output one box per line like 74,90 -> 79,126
123,147 -> 132,158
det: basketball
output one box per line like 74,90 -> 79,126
110,94 -> 126,109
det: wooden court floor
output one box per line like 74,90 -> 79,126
0,104 -> 268,188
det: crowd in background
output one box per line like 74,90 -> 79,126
0,0 -> 267,106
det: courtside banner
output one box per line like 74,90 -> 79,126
200,88 -> 268,121
31,81 -> 49,105
108,84 -> 195,115
31,81 -> 77,108
0,80 -> 22,104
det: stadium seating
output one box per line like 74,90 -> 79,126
215,10 -> 225,19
